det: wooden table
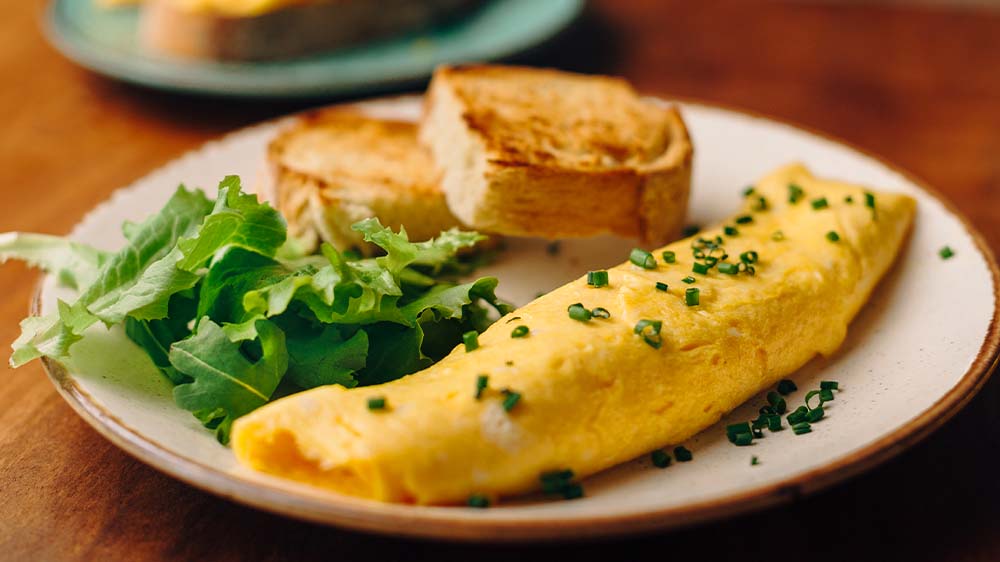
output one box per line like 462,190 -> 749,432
2,1 -> 999,559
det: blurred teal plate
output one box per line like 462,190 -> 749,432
44,0 -> 583,98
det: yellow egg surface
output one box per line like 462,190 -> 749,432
155,0 -> 326,17
232,163 -> 916,505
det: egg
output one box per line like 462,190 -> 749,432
231,163 -> 916,505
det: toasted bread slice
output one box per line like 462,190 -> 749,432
419,65 -> 693,245
138,0 -> 482,61
266,109 -> 466,255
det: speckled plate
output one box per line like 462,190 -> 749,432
34,96 -> 1000,541
43,0 -> 583,98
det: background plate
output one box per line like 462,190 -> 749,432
43,0 -> 583,98
36,96 -> 999,541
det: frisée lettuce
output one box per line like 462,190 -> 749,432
1,177 -> 507,442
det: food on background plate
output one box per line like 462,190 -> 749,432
100,0 -> 483,61
266,109 -> 470,256
231,163 -> 915,504
1,177 -> 507,442
419,65 -> 693,245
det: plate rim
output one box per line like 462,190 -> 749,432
41,0 -> 585,98
33,96 -> 1000,542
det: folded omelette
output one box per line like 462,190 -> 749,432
232,163 -> 916,504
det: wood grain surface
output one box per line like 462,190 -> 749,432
2,1 -> 999,560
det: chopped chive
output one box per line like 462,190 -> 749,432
724,226 -> 739,236
735,215 -> 754,225
826,231 -> 840,243
540,469 -> 574,490
630,248 -> 657,269
753,196 -> 769,212
505,316 -> 522,324
674,446 -> 693,462
939,246 -> 955,260
804,390 -> 823,410
767,415 -> 783,432
733,432 -> 753,446
787,406 -> 809,425
845,195 -> 854,204
591,307 -> 611,319
752,427 -> 764,438
367,397 -> 387,411
777,379 -> 798,395
820,380 -> 840,391
561,483 -> 584,500
682,225 -> 701,237
727,422 -> 752,439
634,319 -> 663,349
865,191 -> 877,219
568,303 -> 592,322
511,325 -> 530,338
475,374 -> 489,399
682,276 -> 696,284
587,270 -> 609,287
759,405 -> 775,415
685,287 -> 700,306
743,186 -> 756,197
751,455 -> 760,466
766,391 -> 787,414
463,331 -> 480,351
655,281 -> 669,292
740,251 -> 759,264
806,406 -> 825,422
811,197 -> 829,210
792,422 -> 812,435
539,470 -> 582,499
772,230 -> 785,241
501,389 -> 521,412
718,262 -> 740,275
662,251 -> 677,263
467,494 -> 490,508
788,183 -> 805,204
692,262 -> 711,275
819,388 -> 835,402
752,415 -> 768,430
651,449 -> 671,468
539,475 -> 569,494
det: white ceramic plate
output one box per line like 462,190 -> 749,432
36,96 -> 999,541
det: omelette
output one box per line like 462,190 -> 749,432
232,163 -> 916,505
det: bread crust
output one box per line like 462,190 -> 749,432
419,65 -> 693,245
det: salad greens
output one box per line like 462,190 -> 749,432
1,176 -> 507,442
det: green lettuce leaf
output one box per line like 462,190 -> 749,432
0,233 -> 109,291
9,301 -> 88,368
124,290 -> 199,385
79,187 -> 213,325
170,318 -> 288,443
5,176 -> 504,444
197,247 -> 292,325
176,175 -> 286,271
352,219 -> 483,272
282,323 -> 367,390
357,322 -> 430,385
